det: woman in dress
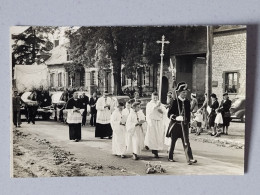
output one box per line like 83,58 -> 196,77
219,93 -> 232,135
208,93 -> 219,136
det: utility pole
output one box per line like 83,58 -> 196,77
206,26 -> 213,104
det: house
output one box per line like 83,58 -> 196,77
211,25 -> 246,100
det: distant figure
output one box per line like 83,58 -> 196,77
12,89 -> 22,127
27,91 -> 38,124
219,92 -> 232,135
81,93 -> 89,126
66,93 -> 84,142
89,92 -> 98,127
95,91 -> 113,139
133,92 -> 141,103
208,93 -> 220,136
190,93 -> 199,116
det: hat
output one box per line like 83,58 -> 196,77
210,93 -> 217,99
118,102 -> 124,107
191,93 -> 196,98
175,82 -> 188,92
223,92 -> 228,96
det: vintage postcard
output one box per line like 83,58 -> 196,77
11,25 -> 246,177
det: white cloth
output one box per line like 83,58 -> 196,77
144,100 -> 166,150
215,113 -> 223,125
96,96 -> 113,124
110,109 -> 126,155
194,112 -> 203,123
164,108 -> 171,146
110,97 -> 118,113
66,109 -> 84,124
126,110 -> 146,155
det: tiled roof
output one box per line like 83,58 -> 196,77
45,44 -> 72,65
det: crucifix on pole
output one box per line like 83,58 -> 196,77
156,35 -> 169,101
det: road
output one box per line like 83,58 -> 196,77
12,120 -> 244,177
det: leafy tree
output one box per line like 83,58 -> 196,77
12,26 -> 57,67
66,26 -> 175,95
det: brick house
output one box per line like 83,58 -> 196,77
211,25 -> 246,100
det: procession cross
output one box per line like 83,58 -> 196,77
156,35 -> 170,101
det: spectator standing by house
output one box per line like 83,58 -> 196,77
219,93 -> 232,135
81,93 -> 89,126
89,92 -> 98,127
13,89 -> 22,127
133,92 -> 141,103
208,93 -> 220,136
190,93 -> 199,116
199,93 -> 209,132
27,91 -> 38,124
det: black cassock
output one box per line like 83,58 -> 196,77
66,98 -> 83,140
166,98 -> 194,162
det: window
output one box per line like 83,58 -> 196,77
54,40 -> 59,47
91,71 -> 95,85
225,72 -> 238,93
67,50 -> 70,61
58,72 -> 62,87
50,73 -> 55,87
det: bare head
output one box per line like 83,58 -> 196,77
73,92 -> 78,99
132,102 -> 141,112
151,92 -> 159,101
179,90 -> 187,99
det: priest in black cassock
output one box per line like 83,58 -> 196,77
66,92 -> 84,142
166,82 -> 197,165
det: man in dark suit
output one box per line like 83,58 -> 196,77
81,93 -> 89,126
89,92 -> 98,126
166,82 -> 197,165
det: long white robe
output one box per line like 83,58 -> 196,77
110,97 -> 119,113
144,101 -> 166,150
126,110 -> 146,155
111,109 -> 126,155
96,96 -> 113,124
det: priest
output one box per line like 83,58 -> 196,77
95,91 -> 113,139
66,92 -> 84,142
144,92 -> 167,158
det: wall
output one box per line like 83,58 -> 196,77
48,65 -> 66,88
212,29 -> 247,100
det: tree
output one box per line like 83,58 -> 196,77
12,26 -> 57,67
67,26 -> 175,95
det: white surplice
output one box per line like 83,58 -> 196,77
126,109 -> 146,155
144,100 -> 166,150
96,96 -> 113,124
110,108 -> 126,155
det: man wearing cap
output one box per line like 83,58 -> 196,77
95,91 -> 113,139
166,82 -> 197,165
219,93 -> 232,135
144,92 -> 167,158
13,89 -> 22,127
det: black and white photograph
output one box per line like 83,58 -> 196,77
11,25 -> 246,177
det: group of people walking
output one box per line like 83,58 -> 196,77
65,82 -> 198,165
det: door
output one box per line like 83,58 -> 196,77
161,76 -> 169,104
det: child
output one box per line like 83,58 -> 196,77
194,109 -> 203,135
214,109 -> 223,137
110,102 -> 127,158
126,102 -> 146,160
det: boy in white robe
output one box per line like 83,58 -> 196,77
126,102 -> 146,160
144,92 -> 167,158
111,102 -> 126,158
